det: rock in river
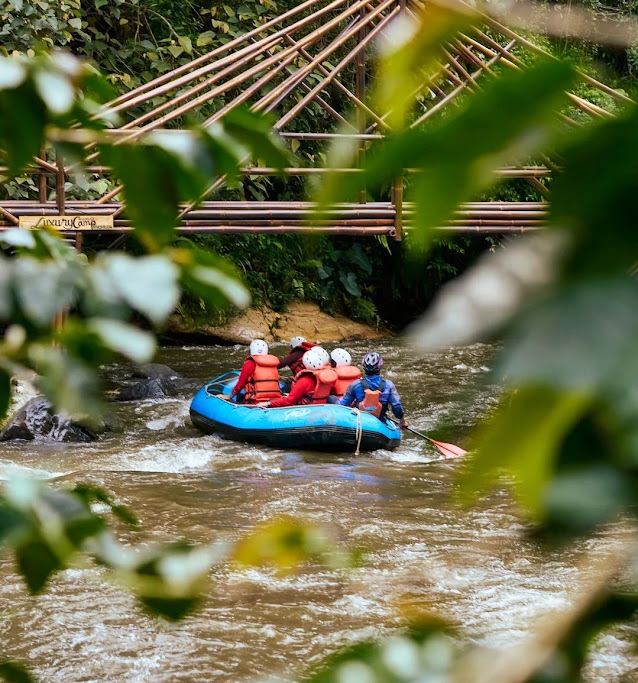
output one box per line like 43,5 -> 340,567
0,396 -> 97,442
114,376 -> 180,402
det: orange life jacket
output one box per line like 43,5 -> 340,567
289,341 -> 317,375
334,365 -> 361,398
359,377 -> 386,418
293,366 -> 338,405
244,354 -> 282,403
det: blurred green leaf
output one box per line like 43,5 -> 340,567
460,386 -> 591,516
527,590 -> 638,682
71,483 -> 139,528
498,278 -> 638,392
0,503 -> 27,546
301,618 -> 457,683
13,259 -> 81,327
0,82 -> 46,175
551,107 -> 638,278
377,4 -> 469,127
89,318 -> 156,364
29,345 -> 102,417
100,143 -> 194,251
99,253 -> 180,325
16,539 -> 64,594
221,107 -> 288,169
174,245 -> 250,310
131,543 -> 214,621
0,661 -> 37,683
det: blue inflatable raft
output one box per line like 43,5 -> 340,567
190,371 -> 401,452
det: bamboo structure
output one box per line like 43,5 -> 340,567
0,0 -> 631,242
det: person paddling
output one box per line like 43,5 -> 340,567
230,339 -> 282,404
260,349 -> 337,408
326,348 -> 361,404
339,351 -> 408,429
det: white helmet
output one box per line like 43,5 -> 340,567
290,335 -> 306,349
313,346 -> 330,366
331,348 -> 351,367
249,339 -> 269,356
302,349 -> 324,370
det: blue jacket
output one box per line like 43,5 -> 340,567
338,374 -> 404,418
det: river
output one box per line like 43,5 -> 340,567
0,340 -> 635,682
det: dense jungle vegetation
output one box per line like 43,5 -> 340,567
1,0 -> 636,328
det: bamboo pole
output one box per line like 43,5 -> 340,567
116,0 -> 376,138
356,4 -> 368,204
90,0 -> 379,202
473,11 -> 634,106
204,12 -> 370,127
179,3 -> 398,217
275,5 -> 400,129
38,145 -> 47,204
257,38 -> 355,130
0,205 -> 19,225
55,153 -> 65,215
279,34 -> 389,130
411,40 -> 516,127
102,0 -> 326,111
256,1 -> 396,126
467,29 -> 580,127
393,175 -> 404,241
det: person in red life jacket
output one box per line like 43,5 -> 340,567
230,339 -> 282,404
260,349 -> 338,408
326,348 -> 361,404
277,336 -> 317,375
339,351 -> 408,429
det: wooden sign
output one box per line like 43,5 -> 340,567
18,215 -> 114,230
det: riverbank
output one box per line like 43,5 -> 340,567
163,301 -> 391,346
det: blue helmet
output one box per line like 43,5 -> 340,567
362,351 -> 383,374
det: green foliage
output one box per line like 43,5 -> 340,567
0,661 -> 36,683
300,617 -> 458,683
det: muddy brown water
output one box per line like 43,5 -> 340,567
0,340 -> 635,682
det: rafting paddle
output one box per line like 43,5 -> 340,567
389,417 -> 467,459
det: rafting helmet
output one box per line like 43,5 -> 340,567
313,346 -> 330,366
302,349 -> 324,370
331,348 -> 352,367
249,339 -> 269,356
290,335 -> 306,349
362,351 -> 383,374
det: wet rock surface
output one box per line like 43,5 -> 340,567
114,377 -> 180,402
0,396 -> 97,442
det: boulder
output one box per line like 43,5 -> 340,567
131,363 -> 182,380
165,300 -> 390,345
0,396 -> 97,442
114,376 -> 180,402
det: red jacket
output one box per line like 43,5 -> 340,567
268,375 -> 315,408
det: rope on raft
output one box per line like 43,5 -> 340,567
354,409 -> 363,456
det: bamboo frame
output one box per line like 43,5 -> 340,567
1,0 -> 632,238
